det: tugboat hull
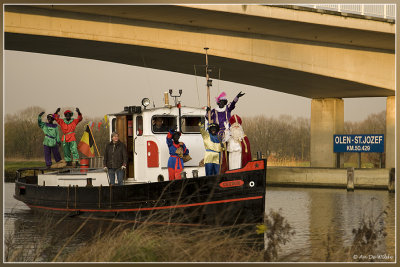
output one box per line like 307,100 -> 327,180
15,160 -> 266,226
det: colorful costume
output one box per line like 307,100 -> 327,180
210,92 -> 239,138
53,110 -> 83,164
38,114 -> 62,167
223,115 -> 252,170
166,130 -> 189,180
199,123 -> 223,176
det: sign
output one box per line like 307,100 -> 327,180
333,134 -> 384,153
219,180 -> 244,188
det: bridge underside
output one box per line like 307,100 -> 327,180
5,32 -> 393,99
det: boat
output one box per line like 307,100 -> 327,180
14,48 -> 267,227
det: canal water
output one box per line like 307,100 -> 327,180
3,182 -> 395,262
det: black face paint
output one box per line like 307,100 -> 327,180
173,133 -> 180,144
47,117 -> 54,123
65,113 -> 72,121
218,100 -> 227,108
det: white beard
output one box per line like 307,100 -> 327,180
230,123 -> 245,143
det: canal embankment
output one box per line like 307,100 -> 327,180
267,167 -> 395,191
4,160 -> 43,182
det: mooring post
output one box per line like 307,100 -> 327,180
347,167 -> 354,191
256,151 -> 262,160
86,178 -> 93,187
181,171 -> 187,179
192,170 -> 198,178
388,168 -> 395,193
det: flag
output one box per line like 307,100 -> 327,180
98,122 -> 102,130
78,125 -> 95,157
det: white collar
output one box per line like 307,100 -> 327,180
215,106 -> 227,112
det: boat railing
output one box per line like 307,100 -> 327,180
16,166 -> 104,179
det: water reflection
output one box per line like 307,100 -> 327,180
4,183 -> 395,262
266,187 -> 395,262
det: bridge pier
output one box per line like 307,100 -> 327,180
310,98 -> 344,167
386,96 -> 395,169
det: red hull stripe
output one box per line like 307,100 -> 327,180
27,195 -> 263,213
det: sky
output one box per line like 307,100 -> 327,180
4,50 -> 387,121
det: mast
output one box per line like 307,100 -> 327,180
204,47 -> 212,122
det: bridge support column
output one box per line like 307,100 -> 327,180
311,98 -> 344,167
385,96 -> 395,169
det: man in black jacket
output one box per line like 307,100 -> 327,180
103,132 -> 128,185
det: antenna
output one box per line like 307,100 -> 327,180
205,47 -> 212,122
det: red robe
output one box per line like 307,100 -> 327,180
220,135 -> 252,173
240,136 -> 252,167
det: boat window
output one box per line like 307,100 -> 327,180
181,116 -> 204,133
136,116 -> 143,136
152,116 -> 176,133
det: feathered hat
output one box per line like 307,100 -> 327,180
215,92 -> 227,103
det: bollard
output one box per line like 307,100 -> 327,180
86,178 -> 93,187
192,170 -> 199,178
347,167 -> 354,191
256,151 -> 262,160
181,171 -> 187,179
388,168 -> 395,193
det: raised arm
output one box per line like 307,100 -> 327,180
198,122 -> 208,139
53,108 -> 63,125
75,108 -> 83,123
227,91 -> 245,112
166,130 -> 174,147
38,112 -> 45,128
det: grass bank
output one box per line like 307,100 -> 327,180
4,160 -> 44,182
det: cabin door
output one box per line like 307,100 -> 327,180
116,115 -> 134,178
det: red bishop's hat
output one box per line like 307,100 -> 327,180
229,114 -> 242,125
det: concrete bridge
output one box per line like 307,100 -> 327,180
4,4 -> 396,168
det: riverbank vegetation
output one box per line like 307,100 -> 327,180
5,209 -> 294,262
5,204 -> 392,263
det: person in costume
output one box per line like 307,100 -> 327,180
206,91 -> 245,138
199,122 -> 223,176
38,112 -> 62,168
166,130 -> 189,180
223,115 -> 252,170
53,108 -> 83,166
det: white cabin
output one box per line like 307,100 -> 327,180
108,99 -> 207,184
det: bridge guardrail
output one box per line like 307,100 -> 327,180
295,4 -> 395,20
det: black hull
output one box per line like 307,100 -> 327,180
15,160 -> 266,226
